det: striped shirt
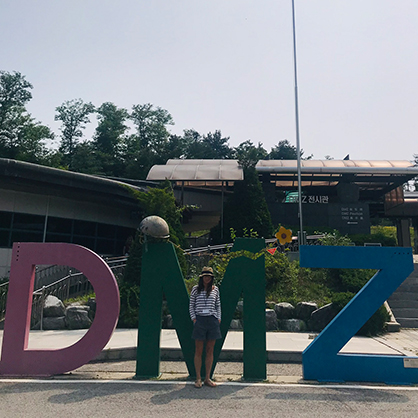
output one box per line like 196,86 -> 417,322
189,285 -> 221,321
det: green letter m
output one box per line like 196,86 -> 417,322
135,238 -> 266,381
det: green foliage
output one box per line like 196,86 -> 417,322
234,140 -> 267,169
265,253 -> 332,307
0,71 -> 53,162
268,140 -> 298,160
122,231 -> 143,286
183,129 -> 233,159
350,225 -> 397,247
318,230 -> 353,246
122,103 -> 174,179
120,183 -> 187,326
55,98 -> 95,166
212,167 -> 273,243
63,292 -> 95,306
117,282 -> 140,328
330,291 -> 390,336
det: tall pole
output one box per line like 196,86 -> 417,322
291,0 -> 305,245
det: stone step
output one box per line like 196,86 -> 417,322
397,277 -> 418,286
393,284 -> 418,293
388,292 -> 418,302
388,300 -> 418,309
386,321 -> 401,332
391,308 -> 418,318
395,318 -> 418,328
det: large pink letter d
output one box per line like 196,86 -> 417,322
0,243 -> 120,376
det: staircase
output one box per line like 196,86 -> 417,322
388,256 -> 418,328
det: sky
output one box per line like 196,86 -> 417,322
1,0 -> 418,161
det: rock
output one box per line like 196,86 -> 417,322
229,319 -> 242,330
265,301 -> 276,309
280,318 -> 307,332
274,302 -> 295,319
266,309 -> 278,330
65,306 -> 92,329
43,295 -> 65,317
295,302 -> 318,321
309,303 -> 338,332
42,316 -> 66,330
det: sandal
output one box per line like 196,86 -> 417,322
194,379 -> 202,388
204,379 -> 217,387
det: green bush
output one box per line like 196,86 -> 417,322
211,167 -> 273,244
117,282 -> 140,328
331,291 -> 390,336
119,182 -> 187,327
349,232 -> 397,247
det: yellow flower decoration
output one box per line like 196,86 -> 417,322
275,226 -> 292,245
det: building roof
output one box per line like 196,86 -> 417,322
0,158 -> 145,209
147,159 -> 418,200
147,159 -> 243,183
256,159 -> 416,171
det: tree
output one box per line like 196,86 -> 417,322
94,102 -> 129,155
0,71 -> 52,162
211,166 -> 274,243
130,103 -> 173,149
93,102 -> 129,176
14,116 -> 54,163
268,139 -> 312,160
233,140 -> 268,169
123,103 -> 174,179
268,140 -> 297,160
183,129 -> 233,159
201,130 -> 233,159
55,99 -> 95,166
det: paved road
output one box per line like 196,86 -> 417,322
1,380 -> 418,418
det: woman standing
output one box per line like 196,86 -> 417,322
189,266 -> 221,388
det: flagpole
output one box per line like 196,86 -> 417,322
291,0 -> 305,245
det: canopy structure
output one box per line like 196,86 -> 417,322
256,160 -> 418,200
147,159 -> 243,188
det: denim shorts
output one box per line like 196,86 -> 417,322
192,315 -> 222,341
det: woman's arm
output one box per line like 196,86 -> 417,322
189,287 -> 197,322
215,287 -> 221,323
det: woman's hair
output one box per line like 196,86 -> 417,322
197,275 -> 214,297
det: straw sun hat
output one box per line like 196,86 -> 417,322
199,266 -> 214,277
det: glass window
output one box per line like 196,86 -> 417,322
0,230 -> 10,247
72,235 -> 95,250
116,226 -> 135,240
97,223 -> 116,239
13,213 -> 45,231
96,238 -> 115,255
46,233 -> 71,243
47,217 -> 73,234
73,220 -> 96,236
0,212 -> 13,229
11,231 -> 43,243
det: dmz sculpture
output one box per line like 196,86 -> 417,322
0,234 -> 417,384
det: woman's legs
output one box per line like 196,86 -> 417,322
204,339 -> 216,386
194,340 -> 204,384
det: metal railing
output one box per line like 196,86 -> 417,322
0,281 -> 9,324
31,270 -> 92,329
0,256 -> 127,329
